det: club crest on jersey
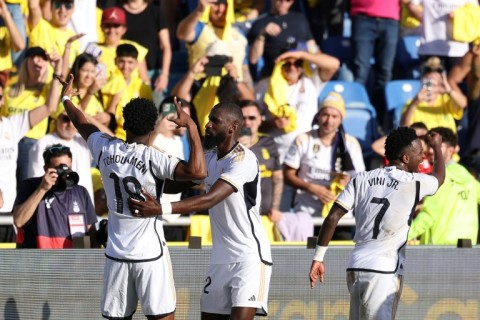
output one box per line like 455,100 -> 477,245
73,201 -> 80,213
313,144 -> 320,153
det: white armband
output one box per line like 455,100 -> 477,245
313,245 -> 328,262
161,202 -> 172,215
62,96 -> 71,104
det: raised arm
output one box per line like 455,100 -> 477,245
29,52 -> 63,127
169,97 -> 207,181
171,56 -> 209,101
0,0 -> 25,51
425,131 -> 445,186
176,0 -> 211,42
28,0 -> 43,31
56,74 -> 100,142
275,50 -> 340,82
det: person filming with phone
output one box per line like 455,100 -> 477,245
400,57 -> 467,133
172,40 -> 255,136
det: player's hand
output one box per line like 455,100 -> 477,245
41,168 -> 58,191
128,190 -> 161,218
168,96 -> 193,128
309,260 -> 326,288
424,131 -> 442,148
56,73 -> 79,99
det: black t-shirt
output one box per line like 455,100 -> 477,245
248,12 -> 314,77
250,135 -> 281,215
123,3 -> 168,70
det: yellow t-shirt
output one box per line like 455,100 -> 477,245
96,40 -> 148,80
102,72 -> 153,140
2,84 -> 50,139
28,19 -> 80,67
0,27 -> 13,72
403,94 -> 463,133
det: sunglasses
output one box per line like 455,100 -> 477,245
423,66 -> 444,74
60,115 -> 71,123
243,116 -> 257,121
53,1 -> 73,10
103,24 -> 123,29
283,60 -> 303,69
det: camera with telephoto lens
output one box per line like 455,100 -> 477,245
55,164 -> 79,190
205,55 -> 233,77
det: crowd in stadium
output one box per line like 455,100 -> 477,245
0,0 -> 479,248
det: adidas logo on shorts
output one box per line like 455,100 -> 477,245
248,295 -> 256,301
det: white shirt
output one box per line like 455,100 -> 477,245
204,143 -> 272,265
0,113 -> 30,213
255,72 -> 325,162
88,131 -> 180,261
28,133 -> 94,200
283,129 -> 365,216
416,0 -> 477,57
336,167 -> 438,274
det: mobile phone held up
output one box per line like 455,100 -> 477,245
205,55 -> 233,77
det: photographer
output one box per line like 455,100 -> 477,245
13,144 -> 98,249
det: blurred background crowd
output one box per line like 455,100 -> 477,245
0,0 -> 479,247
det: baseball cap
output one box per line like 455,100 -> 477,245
319,91 -> 346,119
102,7 -> 126,25
25,47 -> 48,60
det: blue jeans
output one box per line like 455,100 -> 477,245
17,137 -> 37,190
350,15 -> 399,120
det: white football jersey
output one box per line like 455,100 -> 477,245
88,132 -> 180,261
204,143 -> 272,265
336,166 -> 438,274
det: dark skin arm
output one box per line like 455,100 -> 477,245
129,179 -> 234,216
309,203 -> 347,288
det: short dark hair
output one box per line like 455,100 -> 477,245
385,127 -> 418,162
212,101 -> 243,134
123,98 -> 158,137
116,43 -> 138,59
410,122 -> 428,132
429,127 -> 457,147
239,99 -> 260,110
42,144 -> 72,165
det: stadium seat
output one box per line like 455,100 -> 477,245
320,36 -> 353,64
384,80 -> 421,131
395,35 -> 422,79
319,81 -> 378,159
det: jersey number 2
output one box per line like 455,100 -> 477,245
370,197 -> 390,239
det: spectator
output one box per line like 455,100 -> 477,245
0,67 -> 61,242
400,57 -> 467,133
239,99 -> 283,218
27,111 -> 95,201
304,0 -> 347,44
349,0 -> 400,121
172,47 -> 255,136
2,47 -> 62,188
28,0 -> 81,68
13,144 -> 98,249
61,52 -> 107,119
129,101 -> 272,320
448,41 -> 480,158
90,6 -> 150,84
410,0 -> 478,72
176,0 -> 251,85
409,127 -> 480,245
68,0 -> 98,51
0,0 -> 26,85
283,91 -> 365,239
4,0 -> 27,69
102,43 -> 153,140
248,0 -> 318,79
309,127 -> 445,319
122,0 -> 172,107
255,45 -> 339,162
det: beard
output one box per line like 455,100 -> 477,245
203,131 -> 225,150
